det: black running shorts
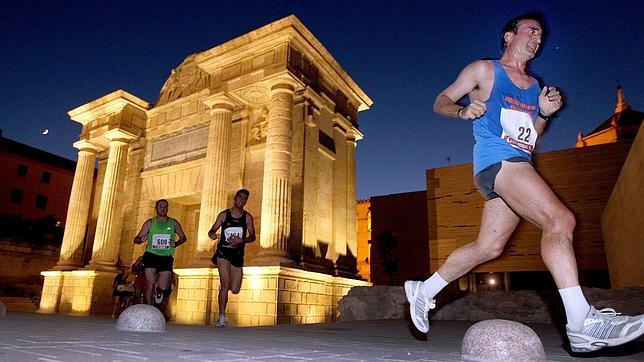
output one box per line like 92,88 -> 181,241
142,251 -> 174,272
474,156 -> 531,200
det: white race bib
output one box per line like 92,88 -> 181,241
224,226 -> 244,242
500,108 -> 537,153
152,234 -> 171,249
224,227 -> 243,244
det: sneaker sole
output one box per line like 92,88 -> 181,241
569,327 -> 644,353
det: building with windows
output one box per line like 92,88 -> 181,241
0,131 -> 76,225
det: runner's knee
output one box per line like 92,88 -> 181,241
482,244 -> 504,261
220,281 -> 231,291
474,238 -> 506,261
545,208 -> 576,240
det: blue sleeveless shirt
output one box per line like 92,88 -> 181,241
472,60 -> 541,174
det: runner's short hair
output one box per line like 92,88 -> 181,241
155,199 -> 169,208
235,189 -> 250,198
501,11 -> 546,49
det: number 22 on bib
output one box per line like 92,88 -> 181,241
500,108 -> 538,153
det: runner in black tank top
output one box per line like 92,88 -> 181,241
213,209 -> 247,267
207,189 -> 256,327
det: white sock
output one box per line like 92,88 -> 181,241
422,272 -> 448,299
559,286 -> 591,330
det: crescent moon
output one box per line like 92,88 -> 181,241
42,129 -> 49,135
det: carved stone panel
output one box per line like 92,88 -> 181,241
157,55 -> 213,106
145,125 -> 209,169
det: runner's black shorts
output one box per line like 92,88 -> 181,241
212,245 -> 244,268
474,156 -> 532,200
142,251 -> 174,272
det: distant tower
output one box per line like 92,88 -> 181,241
576,86 -> 643,147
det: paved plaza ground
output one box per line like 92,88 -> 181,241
0,312 -> 643,361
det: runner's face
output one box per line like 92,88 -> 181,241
234,194 -> 248,209
508,19 -> 542,58
156,201 -> 168,216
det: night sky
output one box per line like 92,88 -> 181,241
1,0 -> 642,199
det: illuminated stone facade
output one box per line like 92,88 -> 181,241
40,15 -> 372,324
576,87 -> 643,147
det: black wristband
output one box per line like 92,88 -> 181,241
538,111 -> 551,121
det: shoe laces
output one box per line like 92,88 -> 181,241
592,308 -> 628,325
595,308 -> 619,317
421,298 -> 436,314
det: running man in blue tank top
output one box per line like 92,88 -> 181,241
404,12 -> 644,353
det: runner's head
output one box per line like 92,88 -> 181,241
501,12 -> 546,51
233,189 -> 249,209
155,199 -> 169,216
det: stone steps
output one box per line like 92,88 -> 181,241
0,296 -> 39,313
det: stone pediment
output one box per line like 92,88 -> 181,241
156,55 -> 214,106
176,16 -> 370,118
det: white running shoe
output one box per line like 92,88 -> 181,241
404,280 -> 436,333
215,314 -> 226,327
566,306 -> 644,353
154,288 -> 164,304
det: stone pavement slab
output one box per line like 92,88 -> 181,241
0,312 -> 642,361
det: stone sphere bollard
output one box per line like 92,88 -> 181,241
116,304 -> 166,332
461,319 -> 546,361
0,300 -> 6,317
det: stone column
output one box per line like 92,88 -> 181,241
332,124 -> 348,263
54,142 -> 99,270
253,82 -> 297,265
345,132 -> 358,270
194,95 -> 236,265
300,104 -> 322,270
86,137 -> 131,271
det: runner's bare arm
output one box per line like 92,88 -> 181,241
244,213 -> 256,244
207,211 -> 226,240
133,220 -> 151,244
172,219 -> 188,247
434,60 -> 491,120
535,86 -> 563,135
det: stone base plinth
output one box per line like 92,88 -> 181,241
40,269 -> 116,316
174,266 -> 370,327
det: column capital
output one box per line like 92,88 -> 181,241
104,128 -> 139,143
203,92 -> 237,113
267,75 -> 304,93
73,140 -> 102,153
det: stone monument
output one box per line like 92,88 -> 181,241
40,15 -> 372,326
